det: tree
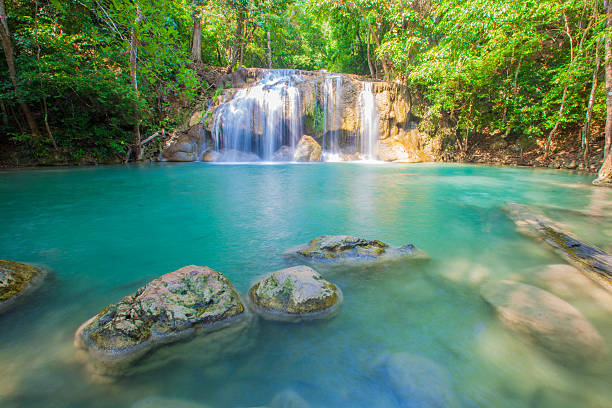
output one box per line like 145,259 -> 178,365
0,0 -> 39,136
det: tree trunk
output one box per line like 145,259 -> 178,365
0,0 -> 39,136
130,6 -> 142,160
605,0 -> 612,158
367,27 -> 375,78
228,10 -> 245,71
266,30 -> 272,68
34,0 -> 58,152
546,13 -> 573,160
582,39 -> 600,165
191,12 -> 202,63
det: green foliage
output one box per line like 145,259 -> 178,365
0,0 -> 608,163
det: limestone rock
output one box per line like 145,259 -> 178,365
75,265 -> 247,373
161,136 -> 196,162
0,259 -> 46,314
273,146 -> 294,162
377,130 -> 433,162
593,153 -> 611,187
504,203 -> 612,289
248,266 -> 342,321
188,111 -> 203,127
293,136 -> 322,162
481,280 -> 607,367
373,352 -> 458,408
202,150 -> 220,162
284,235 -> 426,265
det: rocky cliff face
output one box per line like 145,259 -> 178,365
162,68 -> 440,162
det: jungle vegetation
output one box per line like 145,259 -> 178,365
0,0 -> 610,165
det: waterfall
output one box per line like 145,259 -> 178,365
358,82 -> 379,160
212,69 -> 303,161
322,75 -> 343,161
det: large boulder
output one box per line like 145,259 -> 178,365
372,352 -> 458,408
161,136 -> 197,162
75,265 -> 248,374
593,153 -> 611,187
504,203 -> 612,289
284,235 -> 426,265
293,136 -> 322,162
377,130 -> 433,163
481,280 -> 607,367
248,265 -> 342,321
0,260 -> 46,314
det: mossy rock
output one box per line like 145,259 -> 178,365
284,235 -> 426,265
504,203 -> 612,289
248,265 -> 342,321
75,265 -> 248,374
0,259 -> 46,314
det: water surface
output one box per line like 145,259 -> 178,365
0,163 -> 610,407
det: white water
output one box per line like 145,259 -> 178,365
322,75 -> 343,160
211,70 -> 381,162
358,82 -> 379,160
212,70 -> 303,161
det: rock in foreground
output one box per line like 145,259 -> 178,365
248,265 -> 342,321
284,235 -> 425,265
75,265 -> 247,374
0,259 -> 46,314
481,280 -> 606,367
504,203 -> 612,289
373,352 -> 458,408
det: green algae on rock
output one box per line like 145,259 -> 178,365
75,265 -> 248,374
504,203 -> 612,289
481,280 -> 607,368
248,265 -> 342,321
0,259 -> 46,314
284,235 -> 426,265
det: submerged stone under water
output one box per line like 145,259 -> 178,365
0,163 -> 611,407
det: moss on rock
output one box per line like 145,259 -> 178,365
0,259 -> 45,313
284,235 -> 425,265
248,265 -> 342,321
75,265 -> 247,371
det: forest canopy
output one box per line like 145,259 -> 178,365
0,0 -> 610,164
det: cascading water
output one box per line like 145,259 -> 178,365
212,70 -> 303,161
322,75 -> 344,161
357,82 -> 379,160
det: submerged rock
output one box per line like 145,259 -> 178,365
504,203 -> 612,289
593,153 -> 611,187
0,259 -> 46,314
373,352 -> 458,408
532,264 -> 612,312
75,265 -> 248,374
284,235 -> 425,265
293,135 -> 322,162
132,396 -> 210,408
248,265 -> 342,321
481,280 -> 607,367
270,389 -> 311,408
